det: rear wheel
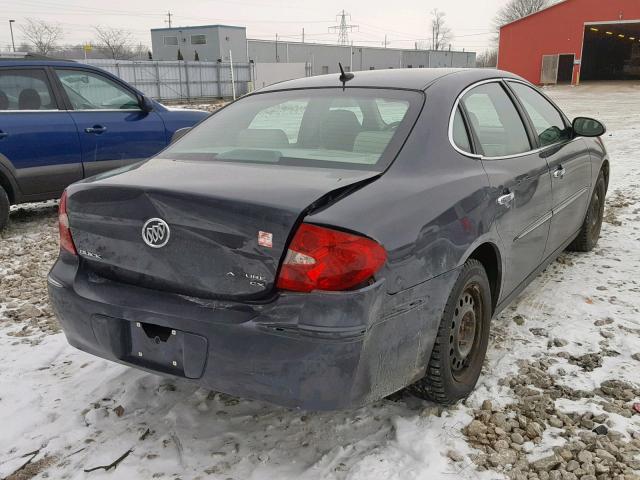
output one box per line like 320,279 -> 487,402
0,186 -> 9,232
568,172 -> 606,252
410,259 -> 492,404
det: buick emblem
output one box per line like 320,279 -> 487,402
142,218 -> 170,248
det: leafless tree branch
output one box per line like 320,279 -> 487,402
494,0 -> 551,30
83,448 -> 133,473
19,19 -> 63,56
430,9 -> 453,51
93,26 -> 135,59
476,48 -> 498,68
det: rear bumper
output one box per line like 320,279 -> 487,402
48,254 -> 457,410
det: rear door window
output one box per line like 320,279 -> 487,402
508,82 -> 571,147
452,107 -> 472,153
0,69 -> 57,110
461,82 -> 531,157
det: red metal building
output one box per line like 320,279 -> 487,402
498,0 -> 640,85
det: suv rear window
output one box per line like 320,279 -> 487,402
158,88 -> 423,171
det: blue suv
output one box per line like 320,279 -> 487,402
0,58 -> 209,230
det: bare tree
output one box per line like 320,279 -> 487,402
430,9 -> 452,51
476,48 -> 498,68
93,26 -> 135,59
494,0 -> 551,30
19,18 -> 63,55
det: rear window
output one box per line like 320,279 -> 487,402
158,88 -> 423,171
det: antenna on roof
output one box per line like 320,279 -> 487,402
338,62 -> 354,90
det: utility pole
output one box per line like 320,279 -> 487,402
349,40 -> 353,71
329,10 -> 358,46
165,11 -> 173,28
302,28 -> 305,43
384,34 -> 387,48
275,33 -> 279,62
8,20 -> 15,52
432,23 -> 435,50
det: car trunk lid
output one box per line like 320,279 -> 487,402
67,158 -> 379,299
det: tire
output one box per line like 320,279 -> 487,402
567,171 -> 606,252
409,259 -> 492,404
0,185 -> 9,232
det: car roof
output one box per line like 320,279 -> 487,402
0,57 -> 79,68
256,68 -> 523,93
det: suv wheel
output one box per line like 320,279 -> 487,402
410,259 -> 492,404
0,186 -> 9,232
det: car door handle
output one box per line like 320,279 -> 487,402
85,125 -> 107,134
0,130 -> 8,139
553,166 -> 566,179
497,191 -> 515,207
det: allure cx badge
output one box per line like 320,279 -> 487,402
142,218 -> 171,248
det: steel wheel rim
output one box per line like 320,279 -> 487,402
449,283 -> 484,380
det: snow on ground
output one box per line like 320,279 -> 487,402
164,101 -> 225,113
1,82 -> 640,480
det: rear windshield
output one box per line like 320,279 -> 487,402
158,88 -> 423,171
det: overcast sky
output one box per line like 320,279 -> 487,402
2,0 -> 508,53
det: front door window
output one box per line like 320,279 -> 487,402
55,69 -> 140,110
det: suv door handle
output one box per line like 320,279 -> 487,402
497,191 -> 515,207
85,125 -> 107,134
0,130 -> 8,139
553,166 -> 566,179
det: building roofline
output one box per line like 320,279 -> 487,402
151,24 -> 246,32
499,0 -> 571,30
246,38 -> 474,55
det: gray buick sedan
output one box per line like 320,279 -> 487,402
48,68 -> 608,410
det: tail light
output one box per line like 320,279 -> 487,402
277,223 -> 387,293
59,190 -> 77,255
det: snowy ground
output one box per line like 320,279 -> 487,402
1,82 -> 640,480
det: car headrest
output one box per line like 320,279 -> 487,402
353,131 -> 394,155
319,109 -> 362,151
19,88 -> 42,110
0,90 -> 8,110
236,129 -> 289,148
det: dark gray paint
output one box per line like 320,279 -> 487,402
66,161 -> 379,299
48,68 -> 609,410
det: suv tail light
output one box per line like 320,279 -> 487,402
277,223 -> 386,293
59,190 -> 77,255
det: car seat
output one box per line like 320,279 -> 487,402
18,89 -> 42,110
319,110 -> 362,151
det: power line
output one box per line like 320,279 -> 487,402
328,10 -> 358,45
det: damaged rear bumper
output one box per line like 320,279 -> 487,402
48,254 -> 457,410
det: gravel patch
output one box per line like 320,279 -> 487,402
0,202 -> 60,340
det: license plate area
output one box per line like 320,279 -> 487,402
129,322 -> 185,375
90,316 -> 208,379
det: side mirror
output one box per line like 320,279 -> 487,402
573,117 -> 606,137
139,95 -> 155,112
171,127 -> 191,144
